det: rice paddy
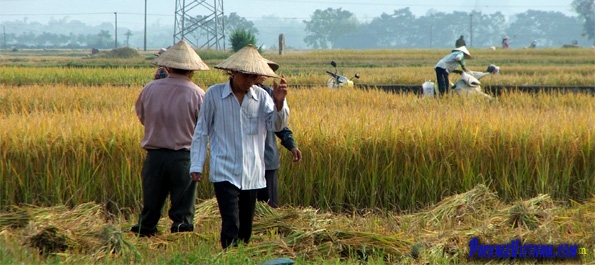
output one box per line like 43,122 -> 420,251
0,47 -> 594,264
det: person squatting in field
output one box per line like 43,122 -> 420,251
189,44 -> 290,249
131,40 -> 210,237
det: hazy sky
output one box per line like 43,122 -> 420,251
0,0 -> 577,30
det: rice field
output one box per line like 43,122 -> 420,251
0,48 -> 594,264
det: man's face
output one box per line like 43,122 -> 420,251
233,72 -> 259,91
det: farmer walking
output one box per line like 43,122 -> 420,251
189,44 -> 290,249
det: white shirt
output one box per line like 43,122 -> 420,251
435,51 -> 465,73
190,81 -> 289,190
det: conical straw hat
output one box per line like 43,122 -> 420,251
265,59 -> 279,72
215,44 -> 278,78
452,46 -> 472,59
151,40 -> 210,71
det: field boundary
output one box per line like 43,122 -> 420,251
290,84 -> 595,95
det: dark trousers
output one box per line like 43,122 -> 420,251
435,67 -> 450,97
257,169 -> 279,208
213,181 -> 258,249
132,149 -> 196,236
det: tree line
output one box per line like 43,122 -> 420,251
1,1 -> 592,50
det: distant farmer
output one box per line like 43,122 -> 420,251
434,46 -> 471,97
455,35 -> 466,48
502,36 -> 510,49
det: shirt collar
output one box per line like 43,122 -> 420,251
220,80 -> 259,101
167,72 -> 190,80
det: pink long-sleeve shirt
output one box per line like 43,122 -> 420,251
135,73 -> 205,151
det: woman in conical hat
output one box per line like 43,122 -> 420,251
131,39 -> 209,237
189,44 -> 290,249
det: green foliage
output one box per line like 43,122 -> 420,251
229,28 -> 257,52
303,8 -> 359,49
572,0 -> 595,43
225,12 -> 259,35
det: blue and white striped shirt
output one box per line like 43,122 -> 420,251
189,81 -> 289,190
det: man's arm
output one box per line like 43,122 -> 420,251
189,88 -> 214,181
275,127 -> 297,151
275,127 -> 302,162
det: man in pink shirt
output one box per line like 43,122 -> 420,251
131,40 -> 209,237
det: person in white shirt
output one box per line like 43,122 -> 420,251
434,46 -> 471,97
189,44 -> 290,249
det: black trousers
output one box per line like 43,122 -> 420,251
213,181 -> 258,249
257,169 -> 279,208
132,149 -> 196,235
435,67 -> 450,97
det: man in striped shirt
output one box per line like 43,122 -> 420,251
189,44 -> 290,249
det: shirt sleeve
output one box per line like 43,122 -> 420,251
272,100 -> 289,132
275,127 -> 297,150
134,90 -> 145,125
189,89 -> 213,174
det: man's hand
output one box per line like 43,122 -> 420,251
272,75 -> 288,111
190,172 -> 203,182
290,148 -> 302,162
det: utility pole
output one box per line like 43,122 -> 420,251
3,26 -> 6,50
144,0 -> 147,51
469,14 -> 473,48
429,25 -> 433,48
114,12 -> 118,48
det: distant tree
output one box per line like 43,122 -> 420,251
36,32 -> 58,48
229,28 -> 257,52
87,30 -> 113,49
367,8 -> 416,48
225,12 -> 259,35
303,8 -> 359,49
572,0 -> 595,43
508,10 -> 583,47
16,31 -> 36,48
469,11 -> 507,48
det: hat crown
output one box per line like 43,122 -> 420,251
151,40 -> 209,71
214,44 -> 278,78
452,46 -> 471,58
